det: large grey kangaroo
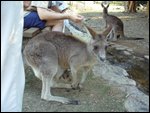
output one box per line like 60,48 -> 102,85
23,25 -> 108,104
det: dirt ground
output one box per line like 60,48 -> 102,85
22,6 -> 149,112
23,69 -> 125,112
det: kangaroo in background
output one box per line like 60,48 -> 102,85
101,3 -> 144,41
101,3 -> 125,41
23,25 -> 108,104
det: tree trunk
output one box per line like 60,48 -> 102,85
124,1 -> 128,12
127,1 -> 137,13
146,1 -> 149,18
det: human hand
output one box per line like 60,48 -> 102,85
69,14 -> 84,23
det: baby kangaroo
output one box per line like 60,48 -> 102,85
101,3 -> 125,41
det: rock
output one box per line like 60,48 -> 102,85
115,46 -> 128,51
126,48 -> 133,52
92,60 -> 149,112
111,44 -> 133,54
93,61 -> 136,86
123,51 -> 132,55
125,96 -> 149,112
144,55 -> 149,60
124,86 -> 149,112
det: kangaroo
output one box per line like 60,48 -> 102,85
101,3 -> 144,41
23,26 -> 108,104
101,3 -> 125,41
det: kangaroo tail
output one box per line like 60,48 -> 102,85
123,36 -> 144,40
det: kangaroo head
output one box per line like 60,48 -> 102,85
101,3 -> 109,15
92,34 -> 108,61
85,26 -> 108,62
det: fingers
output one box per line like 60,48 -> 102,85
65,9 -> 84,23
74,14 -> 84,23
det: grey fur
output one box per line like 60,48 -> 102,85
23,29 -> 107,104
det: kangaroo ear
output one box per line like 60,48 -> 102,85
106,4 -> 109,8
101,3 -> 104,8
101,25 -> 112,37
85,25 -> 97,39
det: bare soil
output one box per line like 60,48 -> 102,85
23,68 -> 126,112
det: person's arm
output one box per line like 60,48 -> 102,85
37,7 -> 69,20
37,7 -> 84,23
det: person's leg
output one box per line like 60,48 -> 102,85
45,20 -> 64,32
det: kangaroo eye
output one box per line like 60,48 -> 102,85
105,46 -> 108,50
94,46 -> 99,50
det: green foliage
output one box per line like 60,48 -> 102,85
111,1 -> 124,6
136,1 -> 147,6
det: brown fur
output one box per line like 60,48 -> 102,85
101,3 -> 125,41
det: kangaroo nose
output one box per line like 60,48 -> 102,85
100,58 -> 105,62
100,57 -> 106,62
98,52 -> 106,62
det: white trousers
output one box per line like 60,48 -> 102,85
1,1 -> 25,112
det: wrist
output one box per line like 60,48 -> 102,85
62,8 -> 69,13
65,13 -> 70,19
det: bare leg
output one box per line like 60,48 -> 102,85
52,21 -> 64,32
45,20 -> 64,32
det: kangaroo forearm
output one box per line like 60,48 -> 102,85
37,7 -> 70,21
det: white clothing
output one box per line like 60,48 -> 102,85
51,1 -> 68,11
1,1 -> 25,112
